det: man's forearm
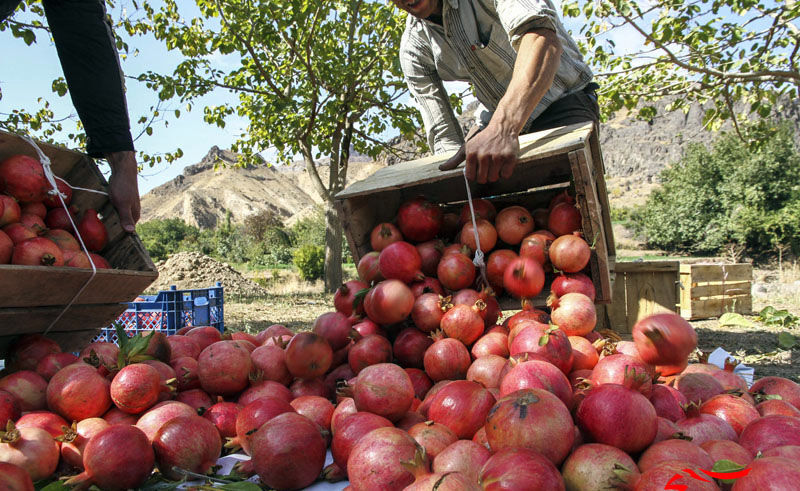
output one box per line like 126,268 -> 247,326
490,28 -> 562,134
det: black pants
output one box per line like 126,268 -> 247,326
524,83 -> 601,134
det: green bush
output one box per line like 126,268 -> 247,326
293,244 -> 325,280
632,122 -> 800,257
136,218 -> 200,261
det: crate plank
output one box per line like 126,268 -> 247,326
680,264 -> 753,283
688,281 -> 752,299
337,123 -> 593,199
616,261 -> 680,273
682,296 -> 752,320
608,267 -> 630,332
0,303 -> 128,334
607,261 -> 680,333
588,125 -> 616,259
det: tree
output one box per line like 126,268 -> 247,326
562,0 -> 799,137
118,0 -> 418,291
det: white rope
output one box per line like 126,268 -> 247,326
19,135 -> 102,336
462,167 -> 490,287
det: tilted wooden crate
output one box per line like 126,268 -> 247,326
0,130 -> 158,354
604,260 -> 680,333
334,122 -> 615,307
679,263 -> 753,320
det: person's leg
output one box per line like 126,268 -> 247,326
525,83 -> 600,134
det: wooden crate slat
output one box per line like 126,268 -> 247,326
588,125 -> 616,258
616,261 -> 680,273
607,261 -> 680,333
336,122 -> 593,199
608,266 -> 630,332
0,303 -> 128,334
682,296 -> 752,320
679,264 -> 753,283
688,281 -> 752,299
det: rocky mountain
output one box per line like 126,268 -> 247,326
141,98 -> 800,228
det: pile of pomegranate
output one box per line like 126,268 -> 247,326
0,154 -> 111,268
1,194 -> 799,490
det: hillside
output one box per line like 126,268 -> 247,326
140,98 -> 800,228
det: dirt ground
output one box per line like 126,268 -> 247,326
222,260 -> 799,383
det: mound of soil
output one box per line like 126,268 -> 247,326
148,251 -> 267,298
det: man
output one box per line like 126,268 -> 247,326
394,0 -> 599,183
1,0 -> 140,232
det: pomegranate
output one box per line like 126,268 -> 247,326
166,335 -> 201,360
46,364 -> 111,420
762,445 -> 800,460
478,447 -> 565,490
325,363 -> 356,397
397,196 -> 443,242
423,334 -> 471,382
197,340 -> 253,395
135,400 -> 197,443
0,195 -> 21,226
653,417 -> 679,443
11,237 -> 63,266
102,407 -> 138,426
509,323 -> 574,374
185,325 -> 223,352
333,280 -> 368,317
59,418 -> 110,470
0,423 -> 59,481
357,251 -> 383,284
549,292 -> 596,336
170,356 -> 200,392
700,439 -> 753,466
370,222 -> 403,251
0,229 -> 11,264
750,376 -> 800,409
175,388 -> 213,412
348,333 -> 392,374
650,383 -> 688,422
551,272 -> 596,300
347,426 -> 425,490
427,380 -> 495,439
313,311 -> 354,351
519,232 -> 548,265
42,177 -> 72,208
637,438 -> 714,472
202,401 -> 242,439
290,395 -> 334,432
232,397 -> 295,455
416,240 -> 444,277
731,456 -> 800,490
441,303 -> 484,346
3,223 -> 37,245
410,276 -> 445,297
472,331 -> 509,359
405,470 -> 480,491
549,233 -> 591,273
576,383 -> 657,453
19,214 -> 45,234
486,249 -> 517,293
14,411 -> 68,441
738,415 -> 800,455
459,199 -> 497,225
408,421 -> 457,459
499,359 -> 573,408
436,252 -> 477,291
757,399 -> 800,418
379,241 -> 425,283
152,414 -> 222,480
363,279 -> 415,325
250,344 -> 292,386
467,354 -> 507,389
590,353 -> 653,396
110,363 -> 168,414
675,372 -> 725,405
75,209 -> 108,252
635,461 -> 720,491
460,217 -> 497,253
0,462 -> 34,490
331,411 -> 393,469
453,288 -> 500,327
569,335 -> 599,370
62,425 -> 154,490
44,207 -> 75,231
405,367 -> 433,400
289,376 -> 330,400
495,205 -> 534,245
353,363 -> 414,422
699,393 -> 760,436
485,388 -> 574,464
0,390 -> 21,425
0,155 -> 47,203
433,439 -> 490,483
547,201 -> 582,236
503,256 -> 545,298
440,212 -> 461,238
6,334 -> 62,372
411,293 -> 450,333
393,327 -> 433,369
251,413 -> 326,489
675,404 -> 738,444
633,312 -> 698,366
237,380 -> 292,406
561,443 -> 640,490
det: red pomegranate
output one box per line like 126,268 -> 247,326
411,292 -> 450,333
509,323 -> 574,375
637,438 -> 714,473
675,404 -> 738,445
3,223 -> 37,245
0,155 -> 48,203
440,303 -> 484,346
331,411 -> 393,469
757,399 -> 800,418
346,426 -> 426,491
202,401 -> 242,439
76,209 -> 108,252
700,439 -> 753,467
649,383 -> 688,422
408,421 -> 457,459
635,461 -> 719,491
237,380 -> 292,406
135,400 -> 197,443
561,443 -> 640,490
503,256 -> 545,299
232,397 -> 295,455
12,237 -> 64,266
495,206 -> 535,245
333,280 -> 368,317
551,272 -> 596,301
363,279 -> 415,325
471,332 -> 509,359
348,333 -> 392,374
633,312 -> 698,367
459,199 -> 497,225
590,353 -> 653,396
549,233 -> 591,273
152,415 -> 222,480
699,393 -> 760,436
0,424 -> 60,481
197,340 -> 253,395
738,415 -> 800,455
467,354 -> 507,389
576,383 -> 657,454
437,252 -> 476,291
0,195 -> 21,226
433,439 -> 490,483
353,363 -> 414,422
0,390 -> 21,425
731,456 -> 800,490
46,363 -> 111,421
110,363 -> 169,414
460,218 -> 497,253
42,177 -> 72,208
6,334 -> 62,372
548,201 -> 582,236
674,372 -> 725,405
478,447 -> 565,490
44,207 -> 76,231
19,214 -> 45,234
397,196 -> 443,242
750,376 -> 800,409
0,462 -> 34,490
313,311 -> 354,351
0,229 -> 11,264
370,222 -> 403,251
427,380 -> 496,439
499,359 -> 573,408
486,249 -> 517,293
416,240 -> 444,277
423,334 -> 471,382
356,251 -> 383,284
185,326 -> 223,352
549,292 -> 596,336
379,241 -> 425,283
410,276 -> 445,298
393,327 -> 433,369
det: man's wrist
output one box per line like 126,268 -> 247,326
105,151 -> 138,174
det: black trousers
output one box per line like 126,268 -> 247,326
524,83 -> 601,134
1,0 -> 133,156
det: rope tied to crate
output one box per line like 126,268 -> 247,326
20,134 -> 104,336
462,167 -> 490,287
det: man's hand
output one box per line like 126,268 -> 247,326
464,123 -> 520,183
105,150 -> 140,233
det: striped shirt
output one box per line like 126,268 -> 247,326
399,0 -> 594,153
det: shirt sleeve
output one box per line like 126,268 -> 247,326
399,28 -> 464,154
493,0 -> 559,51
43,0 -> 134,157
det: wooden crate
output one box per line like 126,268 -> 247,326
605,260 -> 680,333
0,130 -> 158,354
334,122 -> 615,307
679,263 -> 753,320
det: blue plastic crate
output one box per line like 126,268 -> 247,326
94,283 -> 225,345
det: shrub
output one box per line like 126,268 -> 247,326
136,218 -> 200,261
293,244 -> 325,281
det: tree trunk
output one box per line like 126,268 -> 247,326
324,199 -> 343,293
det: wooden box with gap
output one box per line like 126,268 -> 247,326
679,263 -> 753,320
334,121 -> 616,309
604,260 -> 680,333
0,129 -> 158,355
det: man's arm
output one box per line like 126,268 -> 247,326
43,0 -> 140,232
464,27 -> 561,183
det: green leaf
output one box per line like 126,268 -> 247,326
711,459 -> 747,485
217,483 -> 263,491
778,331 -> 797,350
718,312 -> 755,328
36,481 -> 70,491
538,333 -> 550,346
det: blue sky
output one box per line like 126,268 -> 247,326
0,1 -> 639,195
